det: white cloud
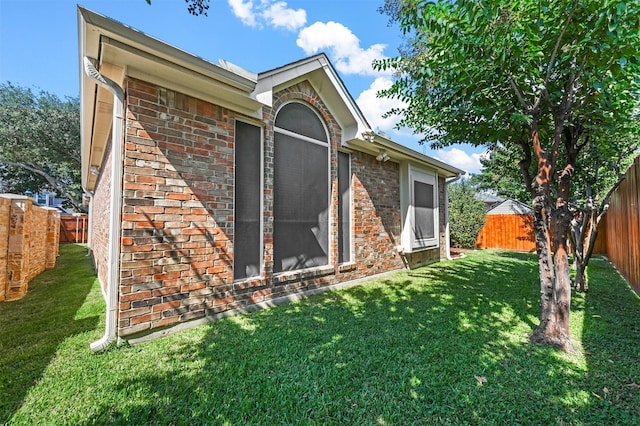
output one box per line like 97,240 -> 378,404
296,21 -> 387,76
356,77 -> 405,131
228,0 -> 257,27
228,0 -> 306,31
262,1 -> 306,31
435,148 -> 486,175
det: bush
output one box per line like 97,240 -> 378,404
449,180 -> 486,248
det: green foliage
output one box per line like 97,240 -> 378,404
375,0 -> 640,151
0,82 -> 83,211
144,0 -> 210,16
449,180 -> 486,248
3,249 -> 639,424
470,145 -> 533,204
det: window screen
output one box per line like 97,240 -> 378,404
414,180 -> 435,241
234,121 -> 261,280
273,103 -> 329,272
338,152 -> 351,263
275,103 -> 328,142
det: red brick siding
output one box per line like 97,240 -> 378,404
114,78 -> 427,338
348,151 -> 404,276
91,145 -> 113,292
119,79 -> 236,335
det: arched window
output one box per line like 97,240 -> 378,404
273,102 -> 329,272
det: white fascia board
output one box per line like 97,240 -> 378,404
78,7 -> 99,191
376,135 -> 465,178
78,6 -> 264,190
78,7 -> 257,91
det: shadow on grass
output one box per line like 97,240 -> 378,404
580,257 -> 640,423
0,244 -> 101,423
6,250 -> 640,424
69,251 -> 637,424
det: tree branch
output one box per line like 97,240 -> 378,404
0,159 -> 84,212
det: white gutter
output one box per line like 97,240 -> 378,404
444,174 -> 464,260
83,56 -> 125,352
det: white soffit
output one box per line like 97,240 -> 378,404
78,6 -> 264,190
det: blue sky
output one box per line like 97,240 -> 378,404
0,0 -> 484,173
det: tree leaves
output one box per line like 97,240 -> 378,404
0,82 -> 83,211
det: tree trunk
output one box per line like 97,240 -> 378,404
529,124 -> 573,352
575,261 -> 588,292
530,203 -> 573,351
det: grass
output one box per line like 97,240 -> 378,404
1,245 -> 639,425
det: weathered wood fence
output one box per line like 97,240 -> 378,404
474,155 -> 639,293
604,156 -> 640,293
59,215 -> 88,244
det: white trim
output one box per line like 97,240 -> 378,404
274,127 -> 329,147
401,165 -> 439,253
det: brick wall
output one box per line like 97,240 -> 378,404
114,78 -> 428,338
91,145 -> 114,292
350,151 -> 404,276
119,79 -> 236,336
0,194 -> 60,302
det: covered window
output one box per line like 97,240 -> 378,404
234,121 -> 262,280
403,167 -> 439,251
337,151 -> 351,263
273,102 -> 329,272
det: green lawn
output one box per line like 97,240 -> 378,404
1,245 -> 639,425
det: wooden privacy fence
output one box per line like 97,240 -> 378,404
473,155 -> 639,294
476,214 -> 536,252
604,155 -> 640,294
475,213 -> 608,254
59,214 -> 88,243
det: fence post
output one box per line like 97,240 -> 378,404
0,196 -> 11,302
5,195 -> 31,301
45,208 -> 60,269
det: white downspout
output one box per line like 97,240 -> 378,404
85,192 -> 93,251
83,57 -> 125,352
444,174 -> 463,260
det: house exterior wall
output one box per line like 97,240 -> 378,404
91,144 -> 113,292
112,77 -> 435,339
349,151 -> 404,275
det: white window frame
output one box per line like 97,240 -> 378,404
402,166 -> 439,252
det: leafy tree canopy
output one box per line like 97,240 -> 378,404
0,82 -> 84,211
376,0 -> 640,350
144,0 -> 210,16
